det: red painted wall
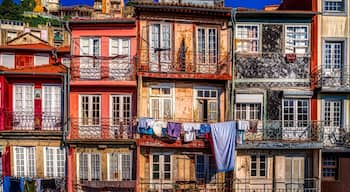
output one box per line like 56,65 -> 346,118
322,157 -> 350,192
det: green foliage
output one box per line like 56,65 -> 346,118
20,0 -> 36,12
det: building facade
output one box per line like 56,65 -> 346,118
67,19 -> 137,192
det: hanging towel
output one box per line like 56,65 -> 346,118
138,118 -> 154,135
167,122 -> 181,139
24,180 -> 36,192
199,123 -> 211,135
3,176 -> 10,192
238,120 -> 249,131
210,121 -> 236,172
41,179 -> 56,190
153,120 -> 168,137
249,120 -> 258,133
20,177 -> 25,192
35,179 -> 41,192
183,123 -> 201,142
10,178 -> 21,192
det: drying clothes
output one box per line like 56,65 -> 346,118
55,178 -> 65,191
210,121 -> 236,172
236,130 -> 245,144
153,121 -> 168,137
36,179 -> 41,192
9,178 -> 21,192
249,120 -> 258,133
3,176 -> 10,192
20,177 -> 25,192
138,118 -> 154,135
199,123 -> 211,135
41,179 -> 56,190
238,120 -> 249,131
167,122 -> 181,138
183,123 -> 201,142
24,180 -> 36,192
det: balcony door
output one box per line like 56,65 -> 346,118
109,38 -> 131,80
13,84 -> 34,130
282,99 -> 309,140
285,157 -> 305,192
80,37 -> 101,79
79,95 -> 101,138
149,23 -> 172,72
110,95 -> 132,139
322,41 -> 344,87
323,99 -> 342,145
42,85 -> 61,130
196,27 -> 218,73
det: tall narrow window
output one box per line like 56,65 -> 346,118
250,155 -> 266,177
44,147 -> 65,177
322,41 -> 344,87
14,147 -> 36,177
149,23 -> 172,72
80,37 -> 101,79
151,154 -> 172,180
283,99 -> 309,128
195,155 -> 217,183
110,95 -> 132,138
79,95 -> 101,138
78,153 -> 101,181
42,85 -> 61,130
150,86 -> 173,120
108,152 -> 133,181
197,27 -> 218,71
236,25 -> 259,52
285,26 -> 309,54
196,89 -> 218,122
109,38 -> 131,80
13,84 -> 34,130
322,155 -> 338,180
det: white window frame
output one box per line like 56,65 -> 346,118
235,103 -> 262,121
77,153 -> 101,181
195,88 -> 219,122
107,152 -> 133,181
323,0 -> 346,14
79,95 -> 101,126
34,53 -> 50,66
80,37 -> 101,57
150,153 -> 172,181
149,84 -> 174,120
13,84 -> 34,113
43,147 -> 65,178
0,52 -> 15,68
250,154 -> 267,178
196,27 -> 218,64
285,25 -> 309,55
149,23 -> 172,72
13,146 -> 36,177
42,85 -> 61,115
110,94 -> 132,124
235,24 -> 260,53
323,40 -> 345,70
282,99 -> 310,128
13,84 -> 35,130
109,38 -> 130,58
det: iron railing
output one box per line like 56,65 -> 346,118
239,120 -> 323,143
137,50 -> 231,75
2,111 -> 62,131
69,117 -> 136,139
316,67 -> 350,88
70,56 -> 135,81
74,180 -> 136,191
323,126 -> 350,147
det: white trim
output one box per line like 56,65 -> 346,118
34,53 -> 49,66
196,26 -> 218,64
76,152 -> 102,181
236,94 -> 263,104
150,153 -> 173,182
107,152 -> 133,181
13,84 -> 34,112
149,83 -> 175,120
43,147 -> 65,178
13,146 -> 36,177
0,52 -> 15,68
282,98 -> 310,127
284,24 -> 310,55
78,95 -> 101,126
235,24 -> 260,53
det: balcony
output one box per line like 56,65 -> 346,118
324,126 -> 350,148
137,50 -> 231,80
69,118 -> 136,141
2,111 -> 62,131
235,53 -> 310,88
70,56 -> 135,81
237,120 -> 323,149
316,67 -> 350,91
74,180 -> 135,191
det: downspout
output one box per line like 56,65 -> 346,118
230,8 -> 237,121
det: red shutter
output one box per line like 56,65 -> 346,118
2,146 -> 11,176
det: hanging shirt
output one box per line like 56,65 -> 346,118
183,123 -> 201,142
3,176 -> 10,192
153,121 -> 168,137
167,122 -> 181,139
238,120 -> 249,131
210,121 -> 236,172
24,180 -> 36,192
138,117 -> 154,135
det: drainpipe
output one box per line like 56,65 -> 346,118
230,8 -> 237,121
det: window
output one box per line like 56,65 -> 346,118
236,25 -> 259,52
80,37 -> 101,79
78,153 -> 101,181
0,53 -> 15,68
283,99 -> 309,128
44,147 -> 65,177
110,95 -> 132,138
110,38 -> 130,58
79,95 -> 101,137
250,155 -> 266,177
324,41 -> 344,70
14,147 -> 36,177
150,86 -> 173,120
42,85 -> 61,130
323,0 -> 346,14
151,154 -> 171,180
285,157 -> 305,191
235,103 -> 261,120
197,27 -> 217,64
196,89 -> 218,122
7,31 -> 17,41
13,84 -> 34,130
109,38 -> 131,80
108,152 -> 132,181
285,26 -> 309,54
322,155 -> 338,180
149,23 -> 172,72
34,54 -> 49,66
195,155 -> 217,183
324,100 -> 342,127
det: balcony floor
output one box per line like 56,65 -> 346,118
70,80 -> 137,87
137,72 -> 231,80
237,141 -> 323,150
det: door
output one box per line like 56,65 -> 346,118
285,157 -> 304,192
323,100 -> 342,145
13,85 -> 34,130
322,41 -> 344,87
110,38 -> 131,80
80,38 -> 101,79
42,85 -> 61,130
149,24 -> 172,72
110,95 -> 132,138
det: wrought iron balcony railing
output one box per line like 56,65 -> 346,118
239,120 -> 323,143
70,56 -> 135,81
323,125 -> 350,147
69,117 -> 136,140
2,111 -> 62,131
137,50 -> 230,75
316,67 -> 350,89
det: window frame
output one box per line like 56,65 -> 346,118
13,146 -> 36,177
149,84 -> 174,120
34,53 -> 50,66
148,22 -> 172,66
322,155 -> 339,181
109,37 -> 130,58
235,103 -> 262,121
0,52 -> 15,68
77,153 -> 101,181
282,99 -> 310,128
195,88 -> 219,122
284,25 -> 310,55
107,152 -> 133,181
323,0 -> 347,15
80,37 -> 101,56
43,147 -> 65,178
13,84 -> 34,113
79,95 -> 101,126
150,153 -> 173,181
250,154 -> 267,178
196,26 -> 218,64
195,154 -> 217,183
235,24 -> 260,53
109,94 -> 132,125
322,38 -> 347,71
